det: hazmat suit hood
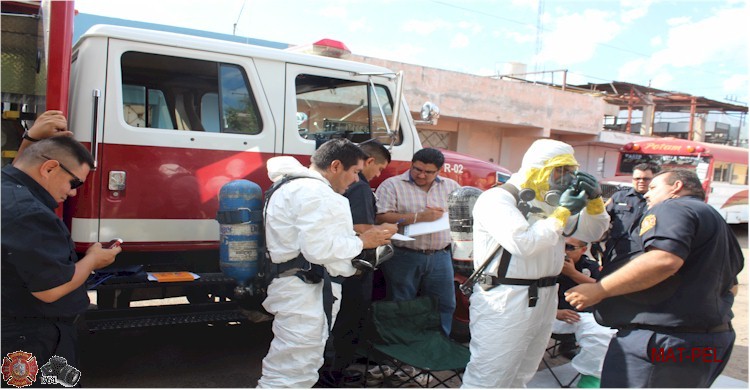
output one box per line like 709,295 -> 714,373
266,156 -> 330,185
507,139 -> 578,203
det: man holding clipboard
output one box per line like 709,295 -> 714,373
375,148 -> 460,336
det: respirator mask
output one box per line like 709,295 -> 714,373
544,167 -> 577,206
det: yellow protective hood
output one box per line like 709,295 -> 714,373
518,139 -> 579,201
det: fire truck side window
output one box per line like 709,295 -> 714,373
120,52 -> 262,134
294,74 -> 402,145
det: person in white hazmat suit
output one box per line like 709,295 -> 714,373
256,139 -> 394,388
461,139 -> 610,388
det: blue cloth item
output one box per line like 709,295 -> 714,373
380,247 -> 456,336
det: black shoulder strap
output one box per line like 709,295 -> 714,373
496,182 -> 520,279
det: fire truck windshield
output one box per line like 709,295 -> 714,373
618,152 -> 711,175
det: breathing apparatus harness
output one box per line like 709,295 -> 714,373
459,183 -> 559,307
261,175 -> 341,330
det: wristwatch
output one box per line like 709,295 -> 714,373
22,130 -> 40,142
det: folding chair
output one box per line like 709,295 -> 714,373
361,296 -> 470,388
541,333 -> 580,388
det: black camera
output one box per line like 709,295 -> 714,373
40,356 -> 81,387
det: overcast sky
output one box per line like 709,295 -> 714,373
75,0 -> 748,126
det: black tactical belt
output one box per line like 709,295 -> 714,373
479,275 -> 558,307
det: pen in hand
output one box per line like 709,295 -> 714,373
396,218 -> 405,225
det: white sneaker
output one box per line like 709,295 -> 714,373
367,365 -> 394,379
366,365 -> 394,386
393,366 -> 432,386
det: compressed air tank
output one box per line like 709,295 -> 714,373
216,180 -> 263,287
448,186 -> 483,277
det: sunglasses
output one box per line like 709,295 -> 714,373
565,244 -> 585,251
42,155 -> 85,189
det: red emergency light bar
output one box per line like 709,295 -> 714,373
623,142 -> 641,151
286,38 -> 351,58
312,39 -> 351,58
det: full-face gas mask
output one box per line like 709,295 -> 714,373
544,166 -> 577,206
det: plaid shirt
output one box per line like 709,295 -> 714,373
375,169 -> 460,250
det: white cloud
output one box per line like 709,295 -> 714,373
722,73 -> 750,98
617,5 -> 748,94
650,36 -> 662,47
620,0 -> 653,23
666,16 -> 691,26
535,9 -> 621,66
402,19 -> 451,36
506,30 -> 535,44
318,6 -> 347,19
451,33 -> 470,49
347,18 -> 370,33
651,7 -> 747,68
648,72 -> 675,90
511,0 -> 538,9
458,21 -> 483,35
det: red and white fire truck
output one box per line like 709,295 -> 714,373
1,1 -> 509,331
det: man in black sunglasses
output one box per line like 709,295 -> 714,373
2,135 -> 121,380
602,162 -> 659,266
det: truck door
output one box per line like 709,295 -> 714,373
282,64 -> 416,168
84,39 -> 275,250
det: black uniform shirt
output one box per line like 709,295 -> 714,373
604,187 -> 647,265
1,165 -> 89,318
344,173 -> 376,225
596,196 -> 743,328
557,255 -> 601,312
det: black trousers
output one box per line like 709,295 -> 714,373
319,271 -> 374,383
601,328 -> 735,388
1,319 -> 80,388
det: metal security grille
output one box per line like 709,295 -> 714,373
419,129 -> 454,149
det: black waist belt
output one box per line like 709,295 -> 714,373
269,254 -> 341,332
479,275 -> 558,307
3,315 -> 80,324
623,322 -> 732,334
396,245 -> 450,255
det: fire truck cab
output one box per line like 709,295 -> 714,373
2,4 -> 511,330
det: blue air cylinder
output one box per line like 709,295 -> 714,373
216,180 -> 263,287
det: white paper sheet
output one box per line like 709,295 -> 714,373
390,233 -> 415,241
403,212 -> 450,237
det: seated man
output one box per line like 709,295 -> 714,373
553,238 -> 616,388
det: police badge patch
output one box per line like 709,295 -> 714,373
640,214 -> 656,236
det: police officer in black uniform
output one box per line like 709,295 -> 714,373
2,135 -> 120,383
603,162 -> 659,265
565,169 -> 742,387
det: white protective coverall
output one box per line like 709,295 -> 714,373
552,312 -> 616,378
461,140 -> 610,388
256,156 -> 360,388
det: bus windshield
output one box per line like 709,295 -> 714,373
618,153 -> 711,175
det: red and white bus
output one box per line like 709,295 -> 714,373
602,137 -> 748,224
